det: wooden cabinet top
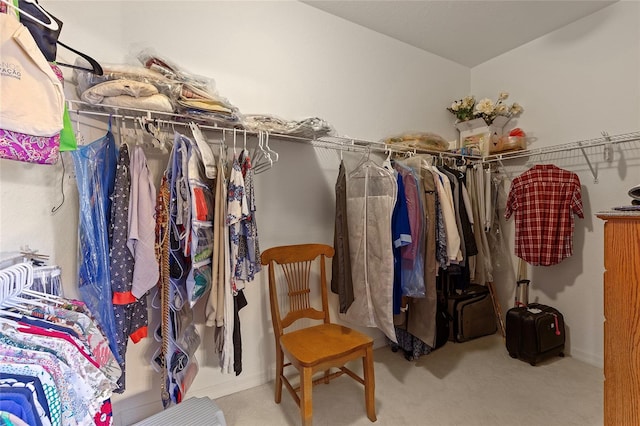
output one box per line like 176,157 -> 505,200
596,211 -> 640,220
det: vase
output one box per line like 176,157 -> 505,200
490,115 -> 511,130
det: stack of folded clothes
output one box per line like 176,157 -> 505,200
383,131 -> 450,152
75,51 -> 242,127
75,62 -> 174,113
138,51 -> 241,127
242,114 -> 334,138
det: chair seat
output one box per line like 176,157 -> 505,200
281,323 -> 373,367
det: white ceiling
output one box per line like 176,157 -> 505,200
302,1 -> 617,67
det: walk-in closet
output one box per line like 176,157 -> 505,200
1,1 -> 638,425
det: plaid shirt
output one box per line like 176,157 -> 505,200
505,165 -> 583,266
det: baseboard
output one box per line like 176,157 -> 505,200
114,369 -> 273,425
569,347 -> 604,369
188,369 -> 275,400
373,335 -> 389,349
116,338 -> 391,425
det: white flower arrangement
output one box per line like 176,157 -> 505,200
447,92 -> 523,125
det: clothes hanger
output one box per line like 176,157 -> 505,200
382,148 -> 393,170
1,263 -> 28,300
21,288 -> 65,305
56,41 -> 104,75
232,129 -> 238,157
348,147 -> 389,179
253,131 -> 274,174
249,131 -> 265,166
220,130 -> 227,166
254,131 -> 278,173
188,122 -> 216,179
243,130 -> 248,152
0,0 -> 58,30
5,0 -> 104,75
264,132 -> 278,163
0,312 -> 23,322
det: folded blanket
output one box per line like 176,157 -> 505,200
383,132 -> 450,152
99,94 -> 173,113
81,79 -> 160,104
243,114 -> 333,138
80,77 -> 173,113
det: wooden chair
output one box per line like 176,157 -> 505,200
261,243 -> 376,426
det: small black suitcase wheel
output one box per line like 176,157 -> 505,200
509,353 -> 518,359
529,361 -> 536,366
559,352 -> 565,358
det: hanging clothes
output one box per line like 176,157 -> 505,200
220,184 -> 235,375
341,158 -> 398,343
205,150 -> 227,330
505,164 -> 584,266
403,165 -> 439,350
390,158 -> 438,355
390,171 -> 411,315
238,149 -> 261,283
226,153 -> 251,376
430,168 -> 462,264
331,160 -> 355,314
128,145 -> 159,299
0,264 -> 119,426
394,161 -> 426,299
443,165 -> 478,259
227,155 -> 249,293
109,144 -> 148,393
467,165 -> 493,284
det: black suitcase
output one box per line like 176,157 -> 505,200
447,284 -> 497,342
506,303 -> 565,365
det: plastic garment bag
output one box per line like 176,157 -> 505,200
341,158 -> 398,343
71,125 -> 121,362
393,161 -> 426,299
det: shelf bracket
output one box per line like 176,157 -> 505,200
577,141 -> 598,183
602,131 -> 613,162
495,156 -> 512,181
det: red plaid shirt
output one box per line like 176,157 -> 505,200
505,165 -> 583,266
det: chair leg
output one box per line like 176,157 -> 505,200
275,348 -> 284,403
300,367 -> 313,426
363,346 -> 376,422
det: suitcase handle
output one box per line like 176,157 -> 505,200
552,313 -> 561,336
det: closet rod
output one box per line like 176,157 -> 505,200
483,131 -> 640,183
482,131 -> 640,164
66,99 -> 480,160
66,99 -> 378,148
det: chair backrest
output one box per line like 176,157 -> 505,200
261,244 -> 335,336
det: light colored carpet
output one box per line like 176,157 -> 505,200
215,334 -> 603,426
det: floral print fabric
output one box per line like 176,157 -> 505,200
0,130 -> 60,165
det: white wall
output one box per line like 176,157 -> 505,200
472,1 -> 640,367
5,1 -> 635,422
0,1 -> 469,424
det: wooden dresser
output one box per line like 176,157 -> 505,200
597,212 -> 640,426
